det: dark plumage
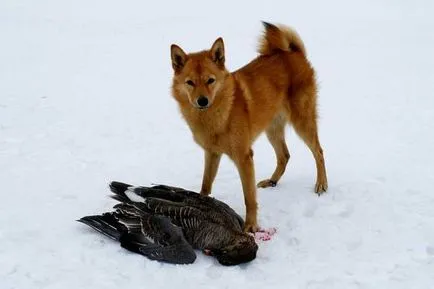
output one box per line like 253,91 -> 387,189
78,210 -> 196,264
78,181 -> 258,266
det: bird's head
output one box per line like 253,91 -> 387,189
206,233 -> 258,266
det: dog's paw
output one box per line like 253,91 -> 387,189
257,179 -> 277,188
243,222 -> 260,233
315,181 -> 328,195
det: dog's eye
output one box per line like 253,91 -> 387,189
207,78 -> 215,85
186,80 -> 195,86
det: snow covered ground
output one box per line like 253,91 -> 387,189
1,0 -> 434,288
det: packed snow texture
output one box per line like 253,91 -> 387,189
1,0 -> 433,288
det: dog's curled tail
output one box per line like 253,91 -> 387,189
258,21 -> 306,56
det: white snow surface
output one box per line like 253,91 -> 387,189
1,0 -> 434,288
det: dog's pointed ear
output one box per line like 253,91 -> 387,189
171,44 -> 187,72
210,37 -> 225,66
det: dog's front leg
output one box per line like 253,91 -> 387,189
200,150 -> 222,196
234,149 -> 259,233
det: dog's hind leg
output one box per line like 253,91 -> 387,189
257,112 -> 290,188
289,85 -> 328,194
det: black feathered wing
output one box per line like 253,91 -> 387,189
77,207 -> 196,264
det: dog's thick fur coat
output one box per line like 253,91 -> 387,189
170,22 -> 328,232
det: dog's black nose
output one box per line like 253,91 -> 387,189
197,96 -> 209,108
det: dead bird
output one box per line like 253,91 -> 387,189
78,181 -> 258,266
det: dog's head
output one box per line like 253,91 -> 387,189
170,38 -> 228,110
